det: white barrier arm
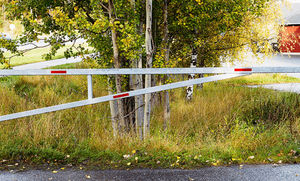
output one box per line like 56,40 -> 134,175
0,74 -> 246,122
2,67 -> 300,75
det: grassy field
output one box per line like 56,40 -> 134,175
1,20 -> 92,69
0,44 -> 92,69
0,63 -> 299,169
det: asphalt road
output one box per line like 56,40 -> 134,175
0,164 -> 299,181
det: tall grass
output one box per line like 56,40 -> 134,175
0,68 -> 299,168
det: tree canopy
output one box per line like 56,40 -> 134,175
0,0 -> 283,136
1,0 -> 282,66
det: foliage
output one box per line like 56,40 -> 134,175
2,0 -> 145,68
1,0 -> 283,68
166,0 -> 282,67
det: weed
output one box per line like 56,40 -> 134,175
0,68 -> 299,168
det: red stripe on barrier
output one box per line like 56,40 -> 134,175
51,70 -> 67,74
113,93 -> 129,99
234,68 -> 252,72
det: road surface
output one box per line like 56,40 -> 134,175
223,53 -> 300,93
12,56 -> 83,70
0,164 -> 299,181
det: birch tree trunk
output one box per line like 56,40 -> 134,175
197,52 -> 204,90
163,0 -> 170,130
128,75 -> 135,128
108,77 -> 119,137
108,0 -> 126,133
186,48 -> 197,101
144,0 -> 153,138
135,53 -> 144,140
131,0 -> 144,140
163,89 -> 170,130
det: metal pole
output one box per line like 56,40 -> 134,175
87,75 -> 93,100
4,67 -> 300,76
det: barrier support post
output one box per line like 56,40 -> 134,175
87,74 -> 93,100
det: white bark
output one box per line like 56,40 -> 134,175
186,48 -> 197,101
108,0 -> 126,133
108,77 -> 119,137
135,54 -> 144,140
131,0 -> 144,140
144,0 -> 153,138
163,90 -> 170,130
163,0 -> 170,130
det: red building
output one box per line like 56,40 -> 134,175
279,14 -> 300,53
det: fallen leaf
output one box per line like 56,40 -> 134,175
85,175 -> 91,179
52,171 -> 58,173
248,156 -> 254,159
188,176 -> 194,181
272,164 -> 279,167
123,154 -> 131,159
212,162 -> 218,166
267,158 -> 273,162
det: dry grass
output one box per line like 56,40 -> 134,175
0,68 -> 299,168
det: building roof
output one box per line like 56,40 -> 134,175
285,13 -> 300,25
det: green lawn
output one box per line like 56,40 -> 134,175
0,44 -> 93,69
218,73 -> 300,86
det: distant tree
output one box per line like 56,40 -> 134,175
166,0 -> 282,100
